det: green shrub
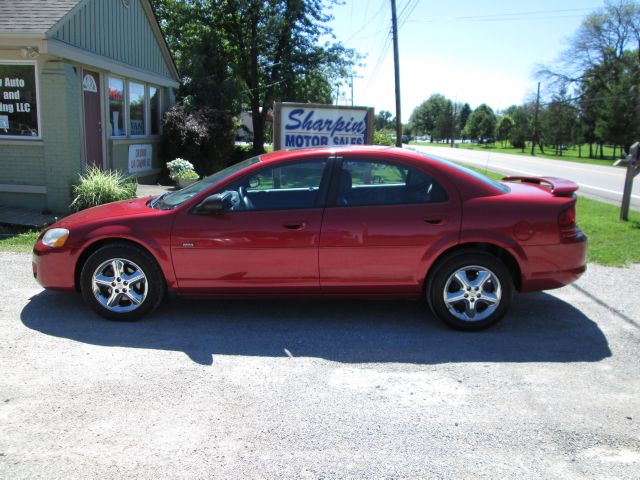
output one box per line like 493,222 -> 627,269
174,169 -> 199,181
373,130 -> 395,146
70,167 -> 137,212
161,105 -> 235,176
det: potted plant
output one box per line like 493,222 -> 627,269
174,169 -> 200,188
166,158 -> 198,187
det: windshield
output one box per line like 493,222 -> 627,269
151,156 -> 261,210
415,151 -> 510,193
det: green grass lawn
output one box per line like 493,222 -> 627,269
413,141 -> 624,167
0,227 -> 40,254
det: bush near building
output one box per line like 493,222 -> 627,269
161,105 -> 236,176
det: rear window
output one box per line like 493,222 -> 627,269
415,151 -> 510,193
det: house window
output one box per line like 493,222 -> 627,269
108,77 -> 125,137
129,81 -> 145,136
149,86 -> 160,135
0,63 -> 40,139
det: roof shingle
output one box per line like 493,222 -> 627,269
0,0 -> 81,34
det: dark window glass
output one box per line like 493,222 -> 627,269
149,86 -> 160,135
225,160 -> 327,211
129,82 -> 145,135
0,63 -> 39,138
337,159 -> 448,206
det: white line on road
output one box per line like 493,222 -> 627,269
578,183 -> 640,200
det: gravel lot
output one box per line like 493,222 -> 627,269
1,252 -> 639,479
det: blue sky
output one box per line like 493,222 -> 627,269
327,0 -> 607,121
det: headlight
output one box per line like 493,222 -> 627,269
42,228 -> 70,248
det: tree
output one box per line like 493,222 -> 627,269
410,94 -> 449,140
462,104 -> 497,144
507,105 -> 533,151
496,116 -> 514,147
539,1 -> 640,153
375,110 -> 394,130
458,103 -> 472,139
540,89 -> 577,155
152,1 -> 241,111
152,0 -> 359,152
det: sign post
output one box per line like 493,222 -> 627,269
620,141 -> 640,221
273,102 -> 374,151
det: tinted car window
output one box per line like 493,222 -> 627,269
337,159 -> 448,206
225,160 -> 327,211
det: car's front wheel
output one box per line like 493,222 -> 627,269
428,252 -> 513,330
80,243 -> 165,321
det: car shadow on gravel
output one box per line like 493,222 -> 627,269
21,291 -> 611,365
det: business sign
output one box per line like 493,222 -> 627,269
0,63 -> 39,138
128,144 -> 152,173
273,102 -> 374,150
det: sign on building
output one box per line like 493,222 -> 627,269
273,102 -> 374,151
128,144 -> 152,173
0,62 -> 39,138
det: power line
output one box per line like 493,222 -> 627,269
363,28 -> 393,95
398,0 -> 420,29
410,7 -> 597,24
343,0 -> 388,45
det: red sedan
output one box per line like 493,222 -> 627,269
33,146 -> 587,330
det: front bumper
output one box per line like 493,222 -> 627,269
32,242 -> 77,291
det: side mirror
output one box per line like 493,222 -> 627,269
194,194 -> 225,214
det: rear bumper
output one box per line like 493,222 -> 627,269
520,230 -> 587,292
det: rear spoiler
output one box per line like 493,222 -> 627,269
501,176 -> 578,197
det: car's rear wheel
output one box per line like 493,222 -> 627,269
80,243 -> 165,321
428,252 -> 513,330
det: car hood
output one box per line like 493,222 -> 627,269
55,197 -> 157,228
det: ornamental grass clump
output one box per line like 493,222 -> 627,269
70,167 -> 137,212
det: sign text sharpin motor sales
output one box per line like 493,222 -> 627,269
274,103 -> 373,150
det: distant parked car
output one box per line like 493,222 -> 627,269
401,134 -> 410,143
33,146 -> 587,330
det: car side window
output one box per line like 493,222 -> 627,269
337,159 -> 448,206
223,160 -> 327,211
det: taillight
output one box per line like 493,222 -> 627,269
558,205 -> 577,239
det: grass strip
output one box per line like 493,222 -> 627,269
0,228 -> 40,254
413,141 -> 624,167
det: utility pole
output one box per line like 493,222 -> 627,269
391,0 -> 402,147
350,75 -> 354,106
531,82 -> 541,156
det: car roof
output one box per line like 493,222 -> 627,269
258,145 -> 398,164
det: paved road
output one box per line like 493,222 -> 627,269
411,145 -> 640,210
1,252 -> 639,479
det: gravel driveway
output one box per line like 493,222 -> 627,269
1,252 -> 639,479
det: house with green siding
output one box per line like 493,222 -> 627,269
0,0 -> 179,212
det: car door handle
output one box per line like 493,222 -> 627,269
424,217 -> 444,225
283,221 -> 307,230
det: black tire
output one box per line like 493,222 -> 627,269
427,252 -> 513,330
80,243 -> 165,321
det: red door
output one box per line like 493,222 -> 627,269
171,158 -> 329,294
319,158 -> 461,295
82,70 -> 103,169
171,208 -> 324,294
